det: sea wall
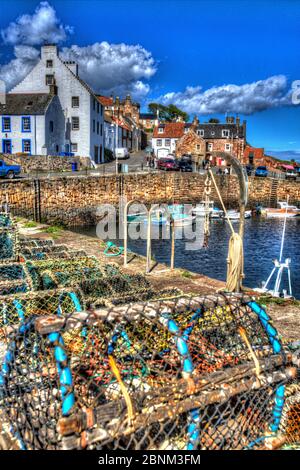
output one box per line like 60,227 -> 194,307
0,153 -> 92,173
0,173 -> 299,225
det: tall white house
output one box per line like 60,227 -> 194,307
9,44 -> 105,163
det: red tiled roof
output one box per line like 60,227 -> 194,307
153,122 -> 185,138
97,95 -> 113,107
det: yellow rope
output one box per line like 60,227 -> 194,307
238,326 -> 261,379
208,169 -> 244,292
108,355 -> 134,425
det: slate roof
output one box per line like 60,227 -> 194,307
0,94 -> 53,115
153,121 -> 246,139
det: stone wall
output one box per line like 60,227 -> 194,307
0,153 -> 92,173
0,173 -> 299,226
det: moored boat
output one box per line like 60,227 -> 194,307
261,201 -> 300,218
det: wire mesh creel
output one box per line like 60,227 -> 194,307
0,293 -> 297,451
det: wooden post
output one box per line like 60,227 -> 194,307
146,210 -> 152,274
170,217 -> 175,270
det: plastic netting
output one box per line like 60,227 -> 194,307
0,212 -> 299,451
0,294 -> 297,450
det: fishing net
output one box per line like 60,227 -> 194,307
0,293 -> 297,450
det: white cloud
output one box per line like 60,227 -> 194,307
60,42 -> 156,99
0,45 -> 40,90
156,76 -> 293,115
0,3 -> 156,100
1,1 -> 73,46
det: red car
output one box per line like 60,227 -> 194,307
157,158 -> 180,171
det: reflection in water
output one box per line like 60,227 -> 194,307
73,217 -> 300,298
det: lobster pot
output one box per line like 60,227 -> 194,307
0,294 -> 296,450
0,227 -> 18,262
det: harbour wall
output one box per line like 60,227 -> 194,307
0,173 -> 299,226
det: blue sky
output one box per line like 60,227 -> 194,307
0,0 -> 299,156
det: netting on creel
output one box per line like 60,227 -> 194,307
19,237 -> 86,261
0,293 -> 297,450
0,214 -> 19,263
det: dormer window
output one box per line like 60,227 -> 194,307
197,129 -> 204,137
222,129 -> 230,138
211,131 -> 215,136
184,127 -> 189,133
46,60 -> 53,68
158,127 -> 164,134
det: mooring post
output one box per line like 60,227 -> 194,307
170,217 -> 175,270
146,210 -> 152,273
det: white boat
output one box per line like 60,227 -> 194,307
166,214 -> 196,227
224,210 -> 252,220
192,201 -> 224,218
261,201 -> 300,218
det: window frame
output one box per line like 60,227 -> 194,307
46,60 -> 53,68
72,96 -> 79,108
45,74 -> 54,86
156,139 -> 162,147
71,116 -> 80,131
21,116 -> 31,133
71,143 -> 78,153
22,139 -> 31,154
2,116 -> 11,133
222,129 -> 230,138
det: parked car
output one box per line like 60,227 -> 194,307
0,159 -> 21,179
255,166 -> 268,177
285,170 -> 297,180
115,147 -> 129,159
178,159 -> 193,172
157,158 -> 180,171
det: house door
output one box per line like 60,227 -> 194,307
3,140 -> 12,154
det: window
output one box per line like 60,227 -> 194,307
56,145 -> 59,153
222,129 -> 230,138
72,116 -> 80,130
2,117 -> 11,132
45,74 -> 54,85
72,96 -> 79,108
165,139 -> 171,147
93,119 -> 96,132
49,121 -> 54,133
158,127 -> 164,134
197,129 -> 204,137
184,127 -> 189,133
97,122 -> 99,134
22,139 -> 31,154
46,60 -> 53,68
101,124 -> 103,136
97,102 -> 99,113
210,131 -> 215,136
225,143 -> 231,152
101,105 -> 103,116
207,143 -> 213,151
71,143 -> 78,152
22,116 -> 31,132
93,99 -> 96,111
157,139 -> 162,147
196,144 -> 201,150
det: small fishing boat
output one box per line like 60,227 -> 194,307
166,214 -> 196,227
261,201 -> 300,218
192,201 -> 223,218
223,210 -> 252,220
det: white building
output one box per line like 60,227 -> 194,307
151,122 -> 183,158
0,93 -> 65,155
9,44 -> 105,163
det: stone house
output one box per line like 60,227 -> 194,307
175,117 -> 205,161
139,113 -> 159,130
0,93 -> 65,155
9,44 -> 105,163
152,116 -> 246,164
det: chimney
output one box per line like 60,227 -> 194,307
226,116 -> 235,124
41,44 -> 58,60
191,115 -> 199,131
236,116 -> 240,126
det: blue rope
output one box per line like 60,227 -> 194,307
247,301 -> 285,438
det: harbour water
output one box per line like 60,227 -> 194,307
74,217 -> 300,299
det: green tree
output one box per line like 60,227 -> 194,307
148,103 -> 189,122
208,118 -> 220,123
